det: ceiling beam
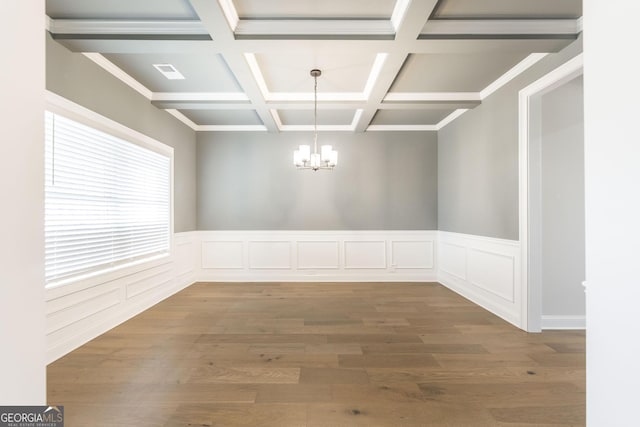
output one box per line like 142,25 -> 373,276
354,0 -> 439,132
234,19 -> 395,40
47,18 -> 208,36
50,38 -> 216,54
187,0 -> 278,132
420,19 -> 580,38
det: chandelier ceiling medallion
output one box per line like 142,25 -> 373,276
293,69 -> 338,171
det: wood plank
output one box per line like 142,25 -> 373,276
47,282 -> 585,426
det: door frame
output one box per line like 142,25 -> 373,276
518,54 -> 584,332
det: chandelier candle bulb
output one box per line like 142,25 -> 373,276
299,145 -> 311,162
321,145 -> 332,162
329,150 -> 338,167
310,153 -> 321,168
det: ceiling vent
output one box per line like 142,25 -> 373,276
152,63 -> 185,80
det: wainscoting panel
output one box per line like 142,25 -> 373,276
202,241 -> 243,269
468,249 -> 515,303
437,231 -> 522,328
249,241 -> 292,269
391,241 -> 434,269
198,231 -> 436,282
45,231 -> 198,364
439,242 -> 467,281
48,229 -> 532,362
297,241 -> 340,269
344,241 -> 386,269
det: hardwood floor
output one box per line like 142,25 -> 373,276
47,282 -> 585,426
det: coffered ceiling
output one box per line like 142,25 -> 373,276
46,0 -> 582,132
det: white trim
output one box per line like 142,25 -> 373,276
351,109 -> 364,129
384,92 -> 481,102
421,19 -> 580,36
197,230 -> 437,282
437,231 -> 522,327
435,109 -> 469,130
46,229 -> 197,362
152,92 -> 250,101
48,19 -> 207,35
279,125 -> 355,132
271,109 -> 363,132
541,315 -> 586,330
363,53 -> 388,98
391,0 -> 412,32
480,53 -> 548,99
267,92 -> 367,102
82,53 -> 153,99
197,125 -> 268,132
244,52 -> 270,100
235,19 -> 394,38
165,109 -> 198,130
518,54 -> 584,332
218,0 -> 239,32
367,124 -> 438,132
245,52 -> 387,104
46,91 -> 172,156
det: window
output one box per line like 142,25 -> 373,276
45,111 -> 171,286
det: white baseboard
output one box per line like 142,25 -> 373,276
197,272 -> 437,283
541,315 -> 586,330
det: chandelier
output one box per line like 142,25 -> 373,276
293,69 -> 338,171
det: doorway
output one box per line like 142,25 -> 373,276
519,55 -> 584,332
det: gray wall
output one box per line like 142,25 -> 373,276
438,37 -> 583,240
46,35 -> 197,232
540,76 -> 585,316
197,132 -> 438,230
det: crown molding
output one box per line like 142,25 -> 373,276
151,92 -> 250,102
197,125 -> 268,132
82,53 -> 153,99
367,125 -> 439,132
165,109 -> 198,130
384,92 -> 481,102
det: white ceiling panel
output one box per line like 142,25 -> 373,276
104,53 -> 242,93
254,52 -> 379,93
46,0 -> 197,20
181,109 -> 262,126
233,0 -> 397,19
432,0 -> 582,19
390,53 -> 528,93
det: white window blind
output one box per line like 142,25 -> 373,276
44,111 -> 171,285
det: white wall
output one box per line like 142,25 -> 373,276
0,0 -> 46,404
584,1 -> 640,424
